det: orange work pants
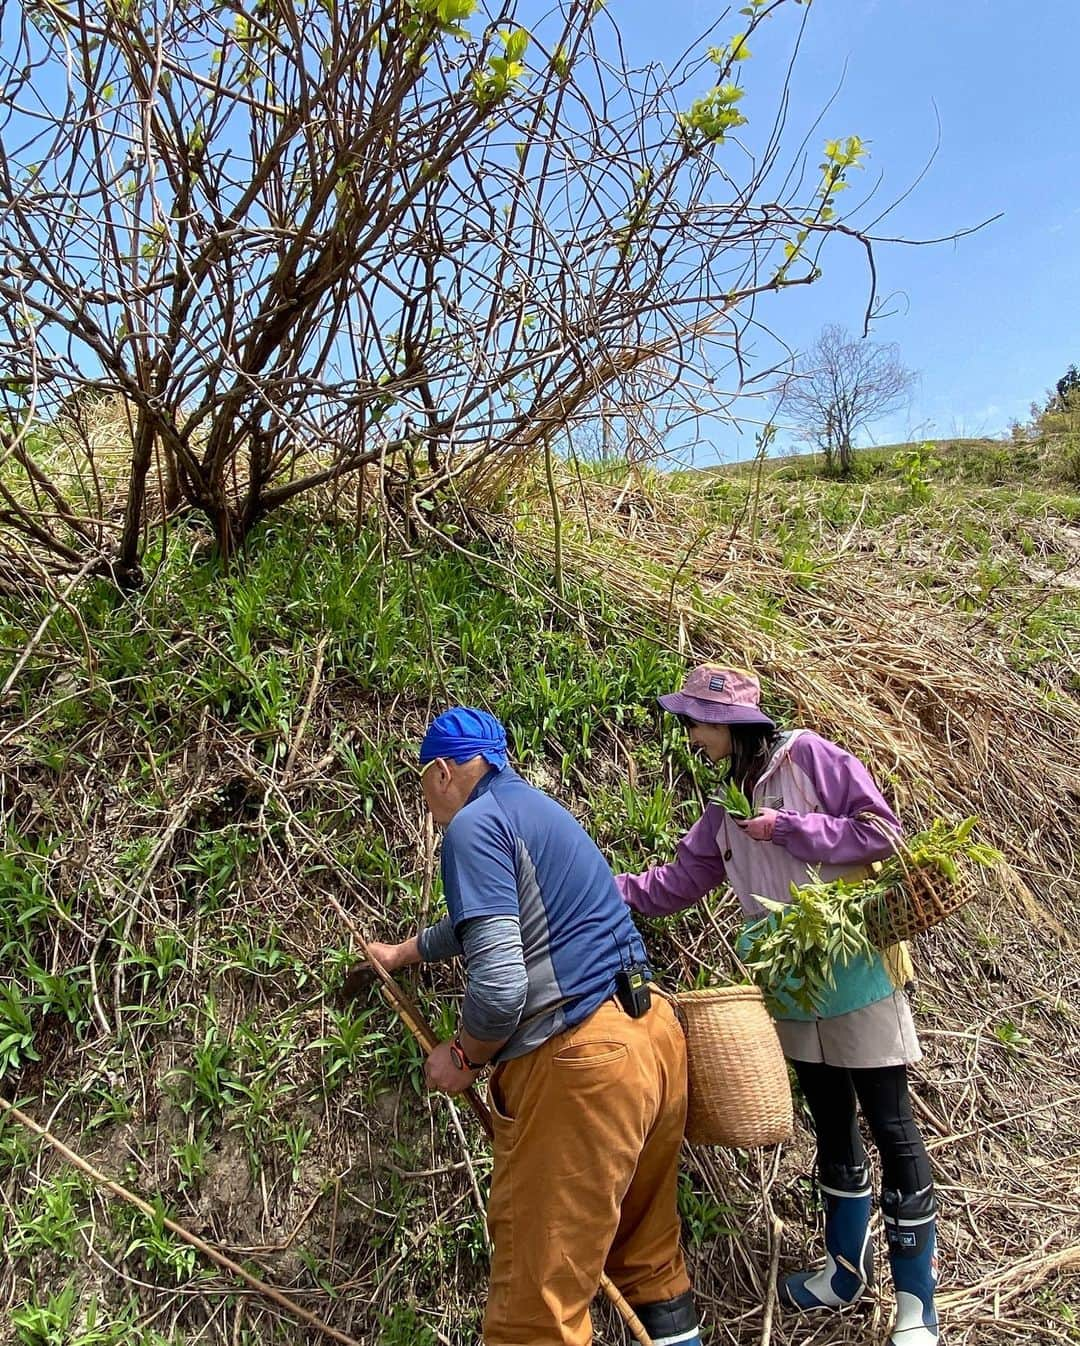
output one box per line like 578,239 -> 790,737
483,995 -> 691,1345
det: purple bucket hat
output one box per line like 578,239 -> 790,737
658,665 -> 775,727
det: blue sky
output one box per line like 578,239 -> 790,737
613,0 -> 1080,463
3,0 -> 1074,468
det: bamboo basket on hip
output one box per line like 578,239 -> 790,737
676,812 -> 1000,1149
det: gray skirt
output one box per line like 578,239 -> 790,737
774,990 -> 922,1069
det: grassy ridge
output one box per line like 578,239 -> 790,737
1,519 -> 735,1345
578,437 -> 1079,692
1,439 -> 1078,1345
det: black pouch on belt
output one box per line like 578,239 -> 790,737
615,964 -> 652,1018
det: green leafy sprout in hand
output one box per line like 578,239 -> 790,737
720,780 -> 754,819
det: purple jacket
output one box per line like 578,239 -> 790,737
616,730 -> 901,920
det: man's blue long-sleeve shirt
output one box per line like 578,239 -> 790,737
418,766 -> 648,1061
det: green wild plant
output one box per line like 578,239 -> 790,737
119,931 -> 188,994
119,1198 -> 201,1283
171,1134 -> 210,1192
0,983 -> 39,1077
363,1025 -> 428,1098
742,874 -> 878,1016
677,1171 -> 738,1247
742,818 -> 1001,1013
276,1120 -> 314,1182
217,924 -> 300,981
377,1306 -> 438,1346
11,1282 -> 86,1346
178,827 -> 260,910
892,444 -> 938,502
8,1172 -> 88,1260
83,1079 -> 134,1132
171,1011 -> 236,1125
0,1118 -> 32,1173
719,780 -> 754,819
313,1008 -> 379,1090
23,958 -> 92,1033
992,1019 -> 1031,1053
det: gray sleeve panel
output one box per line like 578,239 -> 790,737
460,915 -> 529,1042
418,915 -> 464,963
488,836 -> 566,1061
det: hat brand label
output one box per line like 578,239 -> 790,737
708,674 -> 726,692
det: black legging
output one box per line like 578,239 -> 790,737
792,1060 -> 933,1194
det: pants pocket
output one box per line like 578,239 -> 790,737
488,1065 -> 517,1123
553,1040 -> 628,1068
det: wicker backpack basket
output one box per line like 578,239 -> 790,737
672,985 -> 793,1148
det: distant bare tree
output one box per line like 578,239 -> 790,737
779,324 -> 917,476
1,0 -> 895,584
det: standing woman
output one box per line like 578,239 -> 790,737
616,665 -> 939,1346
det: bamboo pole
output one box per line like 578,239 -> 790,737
0,1096 -> 363,1346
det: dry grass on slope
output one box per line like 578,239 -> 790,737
1,460 -> 1077,1346
522,470 -> 1080,1346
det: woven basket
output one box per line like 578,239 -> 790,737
864,867 -> 979,946
861,816 -> 981,946
673,986 -> 793,1148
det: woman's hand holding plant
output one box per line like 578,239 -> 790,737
736,807 -> 778,841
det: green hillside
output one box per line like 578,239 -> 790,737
1,439 -> 1078,1345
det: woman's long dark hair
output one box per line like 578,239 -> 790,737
728,722 -> 784,796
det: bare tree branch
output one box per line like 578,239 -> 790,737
1,0 -> 902,580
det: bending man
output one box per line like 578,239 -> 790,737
370,707 -> 701,1346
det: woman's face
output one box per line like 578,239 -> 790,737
683,718 -> 733,764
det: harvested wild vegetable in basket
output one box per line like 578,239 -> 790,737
741,817 -> 1001,1015
862,815 -> 1002,945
